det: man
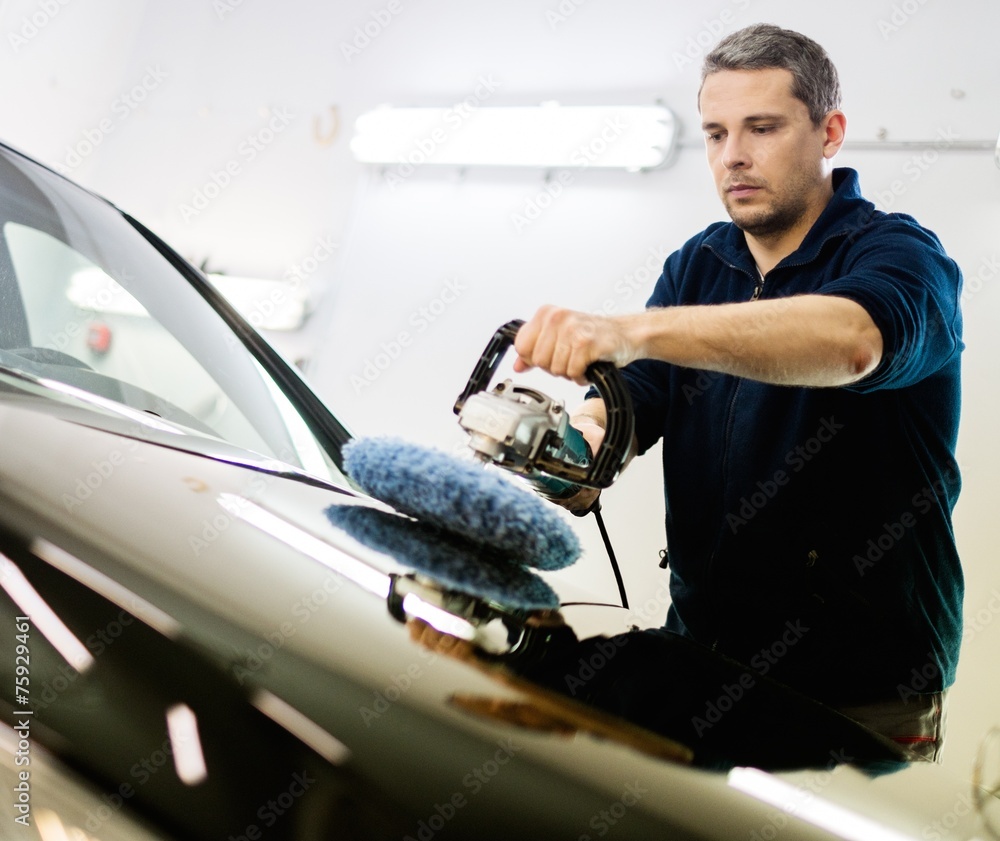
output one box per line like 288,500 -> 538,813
513,23 -> 963,760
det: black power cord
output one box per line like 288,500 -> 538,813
588,501 -> 628,610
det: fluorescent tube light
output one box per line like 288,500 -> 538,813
32,539 -> 181,639
68,267 -> 149,317
727,767 -> 919,841
166,703 -> 208,785
251,689 -> 352,765
217,494 -> 392,599
351,104 -> 676,171
401,592 -> 477,641
0,553 -> 95,674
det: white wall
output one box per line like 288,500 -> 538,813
2,0 -> 998,783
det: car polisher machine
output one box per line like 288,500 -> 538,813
454,319 -> 636,608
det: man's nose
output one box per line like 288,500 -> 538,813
722,134 -> 749,169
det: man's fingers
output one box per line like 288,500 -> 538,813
514,306 -> 627,383
568,344 -> 599,384
513,306 -> 552,368
408,619 -> 478,660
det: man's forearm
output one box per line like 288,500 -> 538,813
514,296 -> 883,387
621,294 -> 882,387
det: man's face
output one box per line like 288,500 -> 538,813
699,68 -> 832,240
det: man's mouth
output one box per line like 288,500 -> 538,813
726,182 -> 763,199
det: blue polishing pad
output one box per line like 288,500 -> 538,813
324,504 -> 560,610
342,436 -> 580,571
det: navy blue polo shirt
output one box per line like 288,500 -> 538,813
618,168 -> 963,705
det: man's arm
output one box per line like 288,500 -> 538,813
513,295 -> 883,388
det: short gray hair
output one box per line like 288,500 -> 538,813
699,24 -> 842,125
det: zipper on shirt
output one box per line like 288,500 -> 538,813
705,375 -> 743,653
703,244 -> 766,301
697,236 -> 845,651
711,262 -> 763,648
699,245 -> 764,651
750,266 -> 765,301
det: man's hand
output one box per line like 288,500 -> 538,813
407,611 -> 567,662
408,619 -> 478,662
513,306 -> 640,384
562,414 -> 606,513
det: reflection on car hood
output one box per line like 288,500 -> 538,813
0,397 -> 986,840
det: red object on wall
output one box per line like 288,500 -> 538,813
87,322 -> 112,354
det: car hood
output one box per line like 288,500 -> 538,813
0,401 -> 986,841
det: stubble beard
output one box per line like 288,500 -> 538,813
725,189 -> 811,240
722,168 -> 820,242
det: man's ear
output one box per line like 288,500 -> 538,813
822,110 -> 847,159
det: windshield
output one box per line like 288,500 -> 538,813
0,145 -> 347,484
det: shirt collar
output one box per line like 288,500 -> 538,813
702,168 -> 877,273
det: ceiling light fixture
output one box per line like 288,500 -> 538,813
351,104 -> 677,171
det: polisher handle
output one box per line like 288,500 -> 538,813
454,319 -> 635,489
